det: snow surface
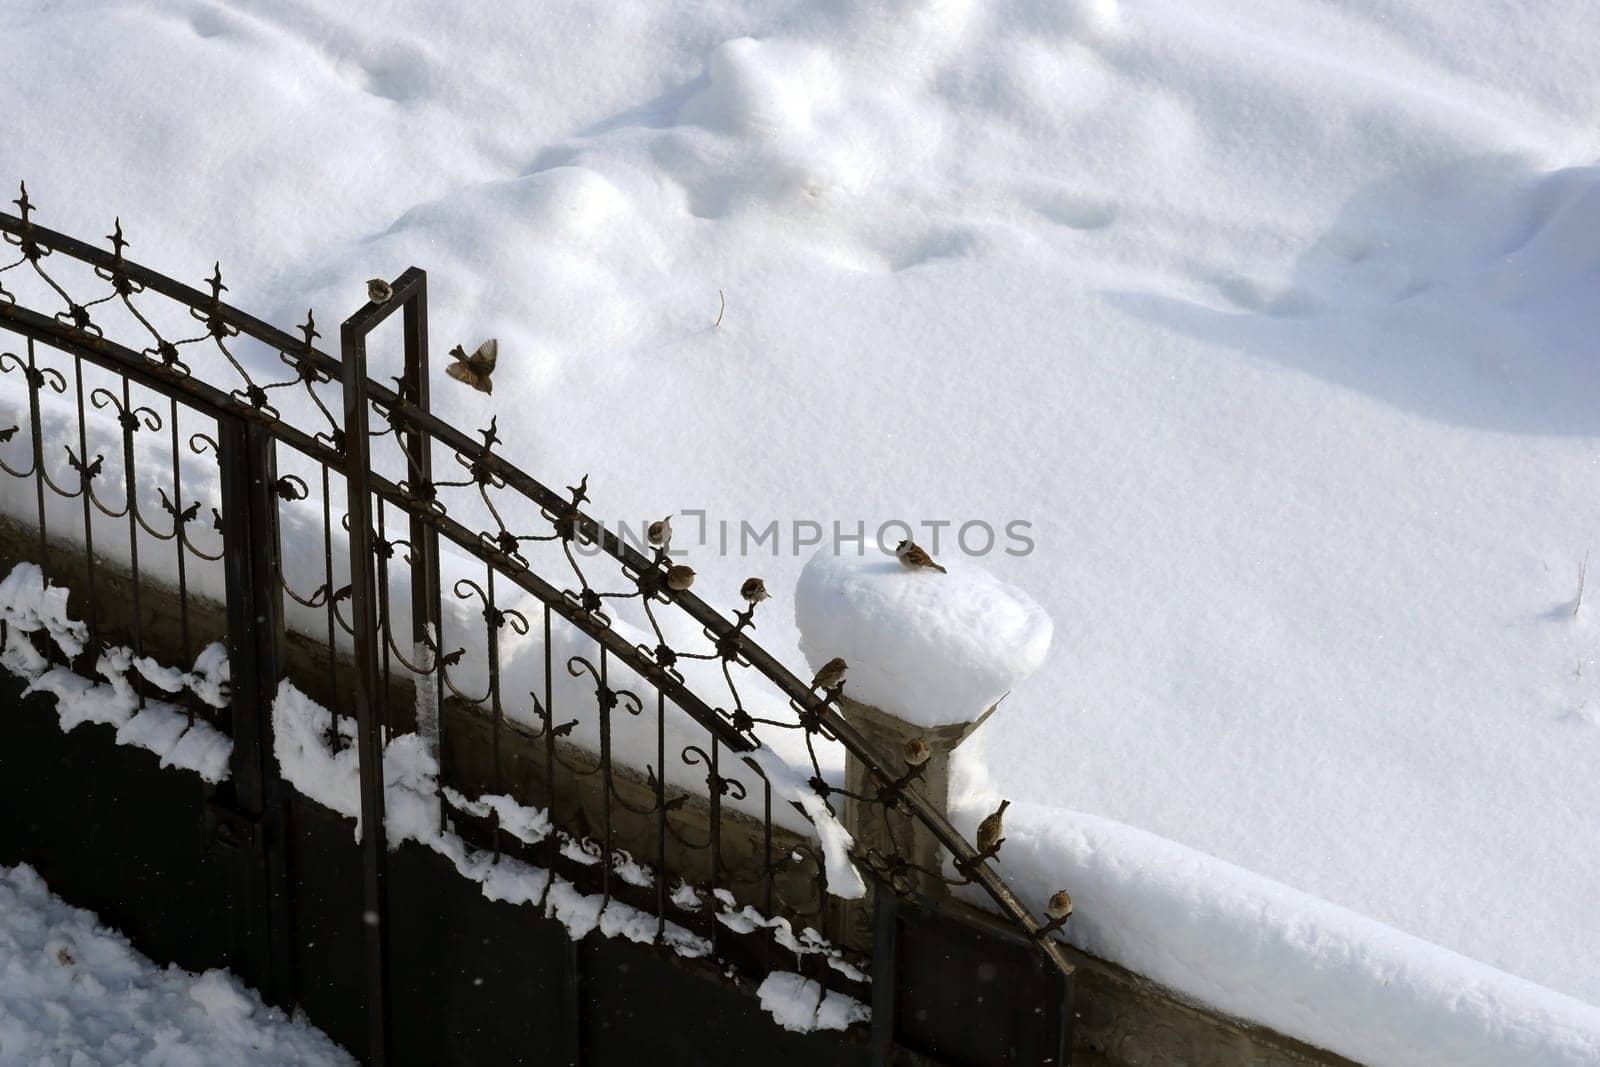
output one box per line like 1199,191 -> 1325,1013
953,753 -> 1600,1066
0,563 -> 233,782
4,0 -> 1600,1058
756,970 -> 870,1035
0,863 -> 349,1066
270,681 -> 868,1032
795,548 -> 1052,726
272,680 -> 711,959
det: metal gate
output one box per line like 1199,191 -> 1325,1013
0,184 -> 1073,1065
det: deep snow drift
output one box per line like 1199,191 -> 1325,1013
3,0 -> 1599,1059
0,863 -> 349,1065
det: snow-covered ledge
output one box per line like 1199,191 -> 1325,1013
794,548 -> 1052,929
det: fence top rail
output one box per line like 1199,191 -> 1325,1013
0,189 -> 1071,975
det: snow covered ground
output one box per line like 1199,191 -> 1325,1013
3,0 -> 1599,1060
0,863 -> 349,1065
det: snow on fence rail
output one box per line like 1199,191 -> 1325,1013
0,185 -> 1071,1057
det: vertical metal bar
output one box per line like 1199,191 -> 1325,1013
340,321 -> 391,1067
708,735 -> 721,958
217,417 -> 295,1008
598,645 -> 612,908
540,603 -> 557,910
320,465 -> 339,751
487,564 -> 503,859
70,352 -> 98,660
376,502 -> 392,742
169,397 -> 193,725
654,690 -> 666,944
400,273 -> 440,744
869,888 -> 899,1067
26,341 -> 50,599
561,934 -> 585,1067
119,379 -> 145,701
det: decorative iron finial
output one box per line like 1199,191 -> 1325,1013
299,309 -> 318,347
479,415 -> 499,451
13,182 -> 32,222
107,218 -> 127,260
207,262 -> 227,301
567,473 -> 589,503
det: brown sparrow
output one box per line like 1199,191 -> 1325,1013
895,539 -> 947,574
975,799 -> 1009,854
1045,889 -> 1073,921
666,565 -> 696,592
740,577 -> 769,606
446,339 -> 498,394
367,278 -> 393,304
648,515 -> 672,548
810,657 -> 848,691
903,737 -> 931,766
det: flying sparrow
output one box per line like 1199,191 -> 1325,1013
445,339 -> 498,394
740,577 -> 769,606
666,565 -> 696,592
895,539 -> 947,574
810,656 -> 848,691
366,278 -> 393,304
648,515 -> 672,549
1045,889 -> 1073,921
903,737 -> 931,766
975,799 -> 1010,855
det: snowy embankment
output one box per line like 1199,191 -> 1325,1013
950,792 -> 1600,1067
802,549 -> 1600,1066
4,0 -> 1600,1060
0,864 -> 349,1065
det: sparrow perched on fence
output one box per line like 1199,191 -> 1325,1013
648,515 -> 672,549
903,737 -> 931,766
975,799 -> 1010,854
446,339 -> 498,394
367,278 -> 393,305
895,539 -> 947,574
740,577 -> 769,606
666,565 -> 696,592
811,656 -> 848,691
1045,889 -> 1073,921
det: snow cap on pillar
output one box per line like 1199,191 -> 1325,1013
793,547 -> 1053,728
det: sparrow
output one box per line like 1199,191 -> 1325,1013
1045,889 -> 1073,921
446,339 -> 498,394
975,799 -> 1010,854
810,656 -> 848,691
740,577 -> 769,606
666,565 -> 696,592
895,539 -> 947,574
903,737 -> 931,766
367,278 -> 394,305
648,515 -> 672,549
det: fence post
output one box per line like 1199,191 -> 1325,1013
838,695 -> 998,948
341,321 -> 391,1067
216,416 -> 295,1008
400,273 -> 441,749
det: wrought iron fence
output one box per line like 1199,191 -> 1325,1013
0,183 -> 1071,1063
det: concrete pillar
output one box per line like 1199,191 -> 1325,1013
840,695 -> 999,901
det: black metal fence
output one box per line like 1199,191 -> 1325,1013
0,184 -> 1072,1064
